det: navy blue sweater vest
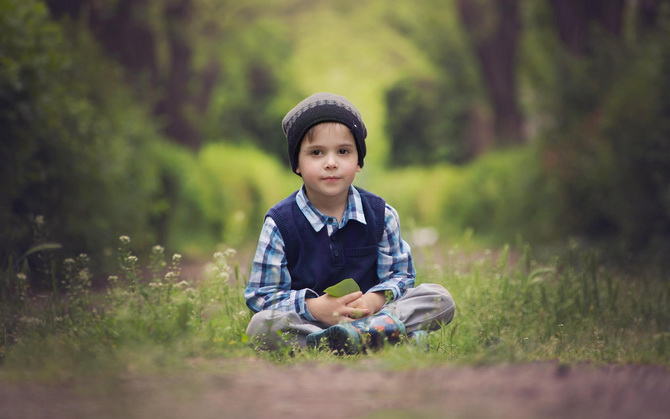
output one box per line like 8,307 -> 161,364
267,188 -> 386,295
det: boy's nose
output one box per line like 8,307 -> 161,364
325,155 -> 338,169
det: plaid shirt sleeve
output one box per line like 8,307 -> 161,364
367,204 -> 416,301
244,216 -> 319,321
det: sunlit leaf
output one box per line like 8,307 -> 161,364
324,278 -> 360,297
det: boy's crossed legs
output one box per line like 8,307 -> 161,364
246,284 -> 455,351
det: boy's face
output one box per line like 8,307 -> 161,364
296,122 -> 361,205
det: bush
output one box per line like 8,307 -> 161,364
385,77 -> 471,166
0,0 -> 168,275
368,146 -> 556,245
537,28 -> 670,251
189,143 -> 300,249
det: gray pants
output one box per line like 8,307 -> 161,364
246,283 -> 455,350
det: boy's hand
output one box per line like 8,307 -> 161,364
306,291 -> 370,325
346,291 -> 386,317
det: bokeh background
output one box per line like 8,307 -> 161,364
2,0 -> 670,277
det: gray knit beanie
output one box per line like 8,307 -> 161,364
282,92 -> 367,175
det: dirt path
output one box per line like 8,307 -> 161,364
1,359 -> 669,419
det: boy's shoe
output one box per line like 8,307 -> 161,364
306,322 -> 362,354
306,311 -> 406,354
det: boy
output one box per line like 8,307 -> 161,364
245,92 -> 455,353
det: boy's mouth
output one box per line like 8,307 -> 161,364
322,176 -> 341,182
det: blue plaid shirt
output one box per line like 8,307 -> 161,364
245,186 -> 415,321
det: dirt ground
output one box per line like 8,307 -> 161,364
1,358 -> 669,419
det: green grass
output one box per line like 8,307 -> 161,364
427,243 -> 670,365
1,236 -> 668,382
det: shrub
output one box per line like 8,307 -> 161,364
368,146 -> 556,245
191,143 -> 300,248
0,0 -> 167,275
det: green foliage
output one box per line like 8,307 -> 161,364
438,148 -> 545,240
210,44 -> 291,158
126,140 -> 300,256
197,2 -> 299,159
147,142 -> 214,254
383,2 -> 482,166
521,4 -> 670,251
368,146 -> 557,245
0,0 -> 168,274
187,143 -> 299,249
385,76 -> 473,166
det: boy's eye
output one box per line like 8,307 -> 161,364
338,149 -> 351,155
310,150 -> 323,156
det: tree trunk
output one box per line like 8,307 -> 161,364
638,0 -> 660,30
153,0 -> 200,149
457,0 -> 525,146
548,0 -> 626,56
46,0 -> 205,150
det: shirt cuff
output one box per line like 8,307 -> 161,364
367,283 -> 402,302
300,288 -> 320,321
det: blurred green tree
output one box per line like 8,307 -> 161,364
45,0 -> 296,160
531,0 -> 670,250
46,0 -> 204,149
383,2 -> 485,166
0,0 -> 167,278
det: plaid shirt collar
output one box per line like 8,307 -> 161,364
296,185 -> 367,232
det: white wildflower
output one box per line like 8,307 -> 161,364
78,269 -> 91,281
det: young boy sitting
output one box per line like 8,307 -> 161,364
244,92 -> 455,353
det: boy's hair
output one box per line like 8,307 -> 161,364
302,121 -> 345,144
282,92 -> 367,175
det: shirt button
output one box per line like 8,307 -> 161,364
334,250 -> 340,257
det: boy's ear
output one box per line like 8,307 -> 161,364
356,165 -> 362,173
